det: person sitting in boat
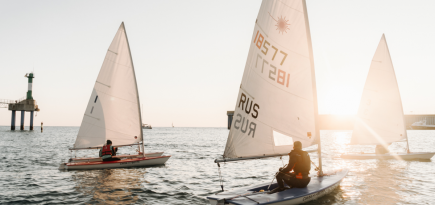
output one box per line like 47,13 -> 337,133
99,140 -> 121,161
375,144 -> 389,154
270,141 -> 311,193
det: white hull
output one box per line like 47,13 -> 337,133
69,152 -> 164,163
341,152 -> 435,160
60,156 -> 170,170
208,169 -> 348,205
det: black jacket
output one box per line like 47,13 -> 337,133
281,149 -> 311,176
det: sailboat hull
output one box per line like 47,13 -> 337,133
207,169 -> 348,205
59,156 -> 170,170
341,152 -> 435,160
69,152 -> 164,163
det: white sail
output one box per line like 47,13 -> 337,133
223,0 -> 319,159
74,23 -> 143,149
350,34 -> 406,145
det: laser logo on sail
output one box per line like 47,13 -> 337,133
269,12 -> 290,34
233,93 -> 259,138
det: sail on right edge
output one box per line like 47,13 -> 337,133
223,0 -> 319,159
350,34 -> 407,145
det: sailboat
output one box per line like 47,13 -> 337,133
172,122 -> 174,128
59,23 -> 170,170
341,34 -> 435,160
207,1 -> 348,204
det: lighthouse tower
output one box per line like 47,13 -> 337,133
26,73 -> 34,100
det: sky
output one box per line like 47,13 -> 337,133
1,0 -> 435,127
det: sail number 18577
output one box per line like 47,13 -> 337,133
254,30 -> 290,88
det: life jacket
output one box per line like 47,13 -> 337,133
292,150 -> 311,177
102,145 -> 112,156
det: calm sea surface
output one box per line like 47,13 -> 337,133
1,126 -> 434,204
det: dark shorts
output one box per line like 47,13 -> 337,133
277,172 -> 311,188
103,157 -> 121,161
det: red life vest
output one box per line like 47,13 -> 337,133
102,145 -> 112,156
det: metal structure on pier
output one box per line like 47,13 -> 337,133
0,73 -> 40,130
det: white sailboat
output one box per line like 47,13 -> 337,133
59,23 -> 170,170
341,34 -> 435,160
142,124 -> 153,129
207,1 -> 348,204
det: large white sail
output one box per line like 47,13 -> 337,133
74,23 -> 143,149
223,0 -> 319,159
350,34 -> 406,145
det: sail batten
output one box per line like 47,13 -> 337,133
74,23 -> 142,149
223,0 -> 319,160
350,34 -> 407,145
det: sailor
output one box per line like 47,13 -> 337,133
99,140 -> 121,161
270,141 -> 311,193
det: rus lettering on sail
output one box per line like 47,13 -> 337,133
233,92 -> 259,138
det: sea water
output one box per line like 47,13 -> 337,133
0,126 -> 434,204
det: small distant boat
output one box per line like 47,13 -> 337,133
172,122 -> 174,128
142,124 -> 152,129
207,1 -> 348,204
59,22 -> 170,170
341,35 -> 435,160
411,120 -> 435,130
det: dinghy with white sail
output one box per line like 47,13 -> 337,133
341,35 -> 435,160
207,1 -> 348,204
59,23 -> 170,170
69,152 -> 164,163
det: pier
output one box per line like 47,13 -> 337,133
0,73 -> 40,130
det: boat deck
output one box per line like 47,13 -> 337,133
207,169 -> 348,205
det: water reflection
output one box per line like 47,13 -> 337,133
316,131 -> 408,204
72,169 -> 147,204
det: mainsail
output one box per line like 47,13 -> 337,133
350,34 -> 407,145
74,23 -> 143,149
223,0 -> 319,159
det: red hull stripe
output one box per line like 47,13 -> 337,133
66,156 -> 171,166
70,152 -> 162,161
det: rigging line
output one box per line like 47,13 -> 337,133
217,163 -> 224,191
243,196 -> 260,204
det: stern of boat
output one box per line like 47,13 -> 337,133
58,163 -> 68,170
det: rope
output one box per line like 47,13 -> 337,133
217,163 -> 224,191
267,172 -> 279,190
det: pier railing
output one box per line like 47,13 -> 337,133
0,96 -> 27,108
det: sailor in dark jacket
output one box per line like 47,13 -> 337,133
270,141 -> 311,193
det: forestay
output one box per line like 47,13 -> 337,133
74,23 -> 143,149
351,34 -> 406,145
223,0 -> 319,159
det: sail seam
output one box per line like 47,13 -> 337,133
96,81 -> 111,88
80,120 -> 141,140
94,89 -> 138,105
107,49 -> 118,55
239,85 -> 255,100
252,66 -> 314,102
84,114 -> 99,120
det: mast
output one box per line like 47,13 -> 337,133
383,34 -> 410,153
302,0 -> 322,175
122,22 -> 146,157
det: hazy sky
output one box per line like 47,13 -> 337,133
1,0 -> 435,127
